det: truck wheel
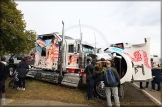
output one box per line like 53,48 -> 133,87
94,79 -> 123,100
94,79 -> 106,100
9,65 -> 15,77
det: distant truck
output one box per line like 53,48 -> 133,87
7,54 -> 29,76
150,55 -> 161,66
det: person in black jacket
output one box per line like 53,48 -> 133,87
9,56 -> 14,64
17,57 -> 29,91
0,57 -> 8,106
1,57 -> 9,76
84,58 -> 96,100
150,63 -> 161,91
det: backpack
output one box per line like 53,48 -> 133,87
104,68 -> 116,87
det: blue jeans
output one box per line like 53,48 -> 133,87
105,87 -> 120,107
86,80 -> 94,99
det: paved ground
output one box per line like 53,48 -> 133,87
134,81 -> 161,105
1,99 -> 90,107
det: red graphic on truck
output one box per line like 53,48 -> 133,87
124,50 -> 151,69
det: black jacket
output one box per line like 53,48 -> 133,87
17,61 -> 29,77
84,64 -> 95,80
0,62 -> 7,81
1,61 -> 9,76
152,67 -> 161,83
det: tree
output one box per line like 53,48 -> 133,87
0,0 -> 36,56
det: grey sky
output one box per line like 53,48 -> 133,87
15,1 -> 161,57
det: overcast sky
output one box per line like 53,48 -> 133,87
15,1 -> 161,57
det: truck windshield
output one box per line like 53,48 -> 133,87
82,45 -> 94,53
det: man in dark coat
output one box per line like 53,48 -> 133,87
150,63 -> 161,91
17,57 -> 29,91
84,58 -> 96,100
0,57 -> 8,106
0,57 -> 8,92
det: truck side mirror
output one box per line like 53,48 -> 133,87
115,56 -> 122,59
112,52 -> 122,59
113,53 -> 116,58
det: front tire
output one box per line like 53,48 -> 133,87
93,73 -> 125,100
94,78 -> 106,100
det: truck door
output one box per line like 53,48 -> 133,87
108,38 -> 152,83
66,42 -> 79,69
124,38 -> 152,81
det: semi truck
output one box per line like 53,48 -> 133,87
26,22 -> 153,100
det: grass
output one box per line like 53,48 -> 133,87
5,77 -> 106,106
5,77 -> 159,107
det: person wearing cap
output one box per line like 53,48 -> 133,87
150,63 -> 161,91
17,57 -> 29,91
84,58 -> 96,100
104,60 -> 121,107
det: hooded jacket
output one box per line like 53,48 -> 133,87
152,66 -> 161,83
17,61 -> 29,77
85,64 -> 95,80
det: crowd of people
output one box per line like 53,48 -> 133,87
84,58 -> 121,107
85,58 -> 161,107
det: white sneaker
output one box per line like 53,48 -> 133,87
17,87 -> 21,90
21,88 -> 25,91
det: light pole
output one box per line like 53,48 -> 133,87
94,32 -> 96,54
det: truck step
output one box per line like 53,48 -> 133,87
26,74 -> 35,78
61,73 -> 80,87
61,81 -> 78,87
